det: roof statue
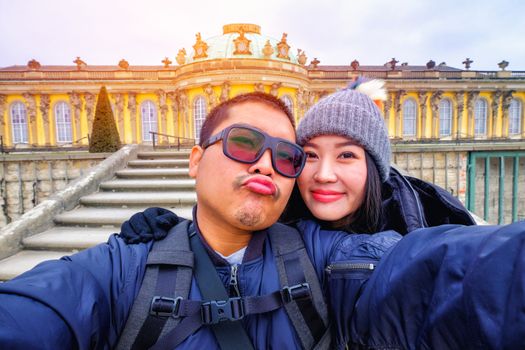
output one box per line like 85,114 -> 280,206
118,59 -> 129,70
162,57 -> 172,68
73,57 -> 87,70
176,49 -> 187,65
193,32 -> 209,59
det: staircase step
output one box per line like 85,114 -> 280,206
116,168 -> 189,179
127,159 -> 190,168
80,191 -> 197,207
23,227 -> 116,250
137,151 -> 191,159
54,207 -> 192,226
0,250 -> 71,281
100,179 -> 195,191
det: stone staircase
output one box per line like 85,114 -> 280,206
0,150 -> 196,281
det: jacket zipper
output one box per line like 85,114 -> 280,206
325,262 -> 376,275
229,264 -> 241,297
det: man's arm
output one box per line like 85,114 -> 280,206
0,234 -> 151,349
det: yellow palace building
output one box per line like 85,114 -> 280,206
0,23 -> 524,223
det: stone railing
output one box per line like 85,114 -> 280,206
0,144 -> 139,259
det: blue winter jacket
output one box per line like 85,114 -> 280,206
0,218 -> 401,350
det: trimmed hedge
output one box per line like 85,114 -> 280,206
89,86 -> 121,153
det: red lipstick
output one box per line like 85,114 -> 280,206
311,189 -> 344,203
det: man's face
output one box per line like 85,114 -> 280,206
189,101 -> 296,232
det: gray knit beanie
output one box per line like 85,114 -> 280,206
296,84 -> 391,182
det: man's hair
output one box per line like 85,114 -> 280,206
280,151 -> 383,234
199,92 -> 295,146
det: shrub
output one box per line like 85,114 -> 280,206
89,86 -> 121,153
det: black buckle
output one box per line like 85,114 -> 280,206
282,283 -> 311,303
150,296 -> 182,318
201,297 -> 245,325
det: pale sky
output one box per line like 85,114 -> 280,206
1,0 -> 524,70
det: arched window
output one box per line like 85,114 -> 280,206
193,96 -> 207,142
439,99 -> 453,136
509,99 -> 522,135
141,100 -> 158,141
281,95 -> 294,116
11,102 -> 28,144
474,98 -> 488,135
55,101 -> 72,143
402,99 -> 417,136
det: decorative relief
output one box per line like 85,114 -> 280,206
127,93 -> 137,143
501,90 -> 516,137
27,59 -> 41,70
0,94 -> 7,129
297,87 -> 306,114
393,90 -> 407,113
22,93 -> 37,143
270,82 -> 281,97
176,49 -> 187,65
455,91 -> 466,138
114,93 -> 125,137
276,33 -> 290,60
192,33 -> 209,59
430,91 -> 443,138
418,91 -> 428,138
262,40 -> 274,58
491,90 -> 503,136
383,92 -> 392,124
297,49 -> 307,65
157,90 -> 168,136
118,59 -> 130,70
74,57 -> 87,70
39,94 -> 50,126
220,81 -> 231,102
233,29 -> 251,55
203,85 -> 217,108
69,92 -> 83,142
254,83 -> 265,93
466,91 -> 479,137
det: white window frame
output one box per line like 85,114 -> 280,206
193,96 -> 207,142
439,98 -> 452,136
141,100 -> 158,141
474,98 -> 488,135
402,99 -> 417,137
11,102 -> 28,144
54,101 -> 72,143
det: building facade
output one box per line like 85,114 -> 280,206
1,23 -> 524,223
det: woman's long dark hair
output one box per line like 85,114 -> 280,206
280,152 -> 383,234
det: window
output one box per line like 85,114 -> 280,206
509,99 -> 522,135
11,102 -> 28,144
474,99 -> 488,135
193,96 -> 207,142
141,100 -> 158,141
55,102 -> 72,142
439,99 -> 452,136
281,95 -> 294,116
402,99 -> 417,136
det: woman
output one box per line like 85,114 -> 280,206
281,78 -> 475,234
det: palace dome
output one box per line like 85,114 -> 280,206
184,23 -> 303,65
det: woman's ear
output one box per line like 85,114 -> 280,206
188,145 -> 204,178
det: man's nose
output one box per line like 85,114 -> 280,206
248,149 -> 275,176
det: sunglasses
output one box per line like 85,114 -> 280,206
202,124 -> 306,178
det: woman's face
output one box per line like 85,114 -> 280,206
297,135 -> 368,222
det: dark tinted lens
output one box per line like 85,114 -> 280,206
275,141 -> 304,177
225,127 -> 265,162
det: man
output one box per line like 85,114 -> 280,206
0,92 -> 400,349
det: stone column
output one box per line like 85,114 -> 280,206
418,91 -> 428,139
168,91 -> 179,137
220,81 -> 231,103
501,90 -> 515,138
466,91 -> 479,138
455,91 -> 465,139
84,92 -> 96,134
430,91 -> 443,138
39,94 -> 51,145
383,92 -> 392,137
490,91 -> 502,138
393,90 -> 406,138
157,90 -> 168,142
127,93 -> 137,143
69,92 -> 83,144
113,93 -> 125,141
0,94 -> 6,141
22,93 -> 37,145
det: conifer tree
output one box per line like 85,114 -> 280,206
89,86 -> 121,153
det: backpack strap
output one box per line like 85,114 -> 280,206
116,220 -> 194,350
268,223 -> 331,350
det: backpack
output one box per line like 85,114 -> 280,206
116,220 -> 331,349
